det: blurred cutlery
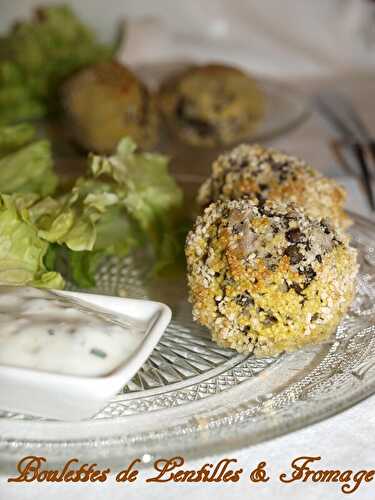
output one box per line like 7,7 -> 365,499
315,91 -> 375,211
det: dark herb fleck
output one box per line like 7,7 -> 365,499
235,292 -> 254,307
256,192 -> 266,204
284,244 -> 303,265
290,282 -> 304,295
321,221 -> 331,234
176,98 -> 215,137
263,313 -> 278,325
232,223 -> 243,234
286,228 -> 303,243
303,265 -> 316,283
90,348 -> 107,359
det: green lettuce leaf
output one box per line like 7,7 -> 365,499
68,204 -> 146,287
89,137 -> 184,260
52,137 -> 185,287
0,136 -> 58,196
0,123 -> 35,156
0,136 -> 185,289
53,190 -> 147,288
0,187 -> 105,289
66,250 -> 103,289
0,5 -> 114,124
0,194 -> 64,288
26,190 -> 98,251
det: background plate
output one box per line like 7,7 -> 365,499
151,73 -> 311,177
0,208 -> 374,469
136,61 -> 309,147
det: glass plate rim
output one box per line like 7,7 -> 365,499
0,210 -> 374,468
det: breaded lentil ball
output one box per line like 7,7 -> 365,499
197,144 -> 351,229
158,64 -> 264,147
62,61 -> 159,153
185,198 -> 358,357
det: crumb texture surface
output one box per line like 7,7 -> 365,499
158,65 -> 264,147
186,198 -> 358,356
198,144 -> 350,229
63,61 -> 159,153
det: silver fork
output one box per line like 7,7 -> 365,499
315,91 -> 375,211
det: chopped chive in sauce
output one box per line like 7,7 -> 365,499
90,348 -> 107,359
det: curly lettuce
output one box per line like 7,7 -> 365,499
0,188 -> 105,289
0,124 -> 58,195
0,5 -> 114,124
0,137 -> 185,289
0,194 -> 64,288
0,123 -> 35,155
88,137 -> 183,249
60,137 -> 185,286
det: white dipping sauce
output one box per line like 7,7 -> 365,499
0,287 -> 145,377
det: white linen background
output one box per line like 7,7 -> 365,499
1,1 -> 375,499
2,0 -> 375,77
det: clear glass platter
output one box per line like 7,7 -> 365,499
0,200 -> 374,469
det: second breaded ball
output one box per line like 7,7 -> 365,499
62,61 -> 159,153
158,64 -> 264,147
198,144 -> 351,229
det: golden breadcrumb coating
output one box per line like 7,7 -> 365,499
186,198 -> 358,357
198,144 -> 351,229
62,61 -> 159,153
158,64 -> 264,147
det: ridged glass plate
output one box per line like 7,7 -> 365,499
0,210 -> 374,469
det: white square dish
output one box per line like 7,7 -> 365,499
0,289 -> 171,421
